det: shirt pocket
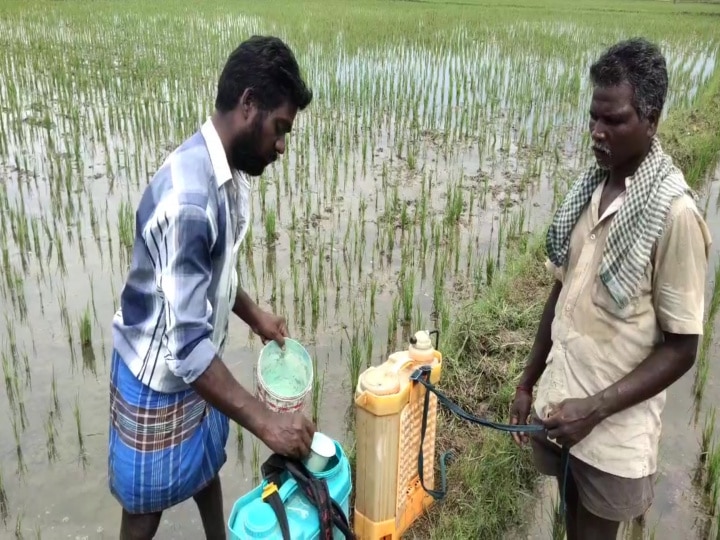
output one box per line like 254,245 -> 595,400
590,278 -> 639,320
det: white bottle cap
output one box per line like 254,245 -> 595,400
305,432 -> 336,473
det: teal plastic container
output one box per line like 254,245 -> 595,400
228,440 -> 352,540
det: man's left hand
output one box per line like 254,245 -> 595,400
251,311 -> 289,347
542,396 -> 604,447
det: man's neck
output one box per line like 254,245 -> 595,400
608,146 -> 651,188
210,111 -> 234,166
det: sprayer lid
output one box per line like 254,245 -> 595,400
409,330 -> 433,351
358,367 -> 400,396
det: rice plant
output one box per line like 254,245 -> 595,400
235,423 -> 245,467
311,353 -> 326,427
0,465 -> 8,526
251,438 -> 261,486
74,393 -> 88,469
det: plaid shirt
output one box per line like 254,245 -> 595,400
112,119 -> 250,393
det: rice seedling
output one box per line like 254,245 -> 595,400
234,423 -> 244,466
345,326 -> 364,394
311,353 -> 326,427
368,279 -> 377,324
364,328 -> 374,368
117,198 -> 134,265
78,304 -> 96,375
74,393 -> 88,470
0,465 -> 8,526
21,351 -> 30,390
2,351 -> 15,412
17,394 -> 28,433
251,438 -> 260,485
11,415 -> 26,478
50,367 -> 61,421
45,410 -> 58,464
702,408 -> 717,466
706,441 -> 720,511
15,511 -> 24,540
264,207 -> 277,246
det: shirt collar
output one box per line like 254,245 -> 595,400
591,175 -> 633,225
200,117 -> 233,187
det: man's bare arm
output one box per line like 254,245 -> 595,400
232,288 -> 261,326
190,356 -> 270,437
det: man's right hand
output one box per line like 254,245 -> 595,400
190,357 -> 317,461
509,389 -> 533,446
259,411 -> 316,460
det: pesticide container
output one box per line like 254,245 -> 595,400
228,437 -> 353,540
353,330 -> 442,540
256,338 -> 313,413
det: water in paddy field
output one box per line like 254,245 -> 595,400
0,6 -> 717,538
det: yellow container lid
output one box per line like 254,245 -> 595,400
358,366 -> 401,396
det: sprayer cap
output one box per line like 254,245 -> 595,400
359,367 -> 400,396
410,330 -> 433,351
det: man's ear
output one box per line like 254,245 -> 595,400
646,110 -> 659,138
238,88 -> 254,119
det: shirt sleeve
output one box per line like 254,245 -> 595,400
653,200 -> 711,335
144,201 -> 218,384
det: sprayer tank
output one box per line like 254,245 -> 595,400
353,330 -> 443,540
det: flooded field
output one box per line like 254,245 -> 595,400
0,0 -> 719,538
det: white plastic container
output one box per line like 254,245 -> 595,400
256,338 -> 314,413
305,432 -> 336,473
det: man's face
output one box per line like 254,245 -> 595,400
589,82 -> 657,172
230,100 -> 297,176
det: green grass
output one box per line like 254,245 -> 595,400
659,69 -> 720,188
410,233 -> 554,538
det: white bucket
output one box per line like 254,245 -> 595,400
256,338 -> 313,413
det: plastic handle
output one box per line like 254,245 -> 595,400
389,357 -> 414,374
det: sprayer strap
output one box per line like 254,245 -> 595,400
261,483 -> 292,540
260,454 -> 356,540
410,366 -> 570,514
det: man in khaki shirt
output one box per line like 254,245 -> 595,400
509,38 -> 711,539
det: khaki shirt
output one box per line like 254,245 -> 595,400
534,179 -> 711,479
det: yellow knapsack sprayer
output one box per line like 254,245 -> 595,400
352,329 -> 558,540
352,330 -> 442,540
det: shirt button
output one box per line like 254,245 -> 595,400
590,233 -> 596,240
566,305 -> 571,311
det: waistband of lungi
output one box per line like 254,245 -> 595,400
110,350 -> 208,452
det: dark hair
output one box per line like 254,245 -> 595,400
215,35 -> 313,113
589,37 -> 668,121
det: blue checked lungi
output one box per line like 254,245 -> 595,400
108,349 -> 230,514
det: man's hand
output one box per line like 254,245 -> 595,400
251,310 -> 289,347
259,411 -> 316,460
542,397 -> 602,447
509,389 -> 533,446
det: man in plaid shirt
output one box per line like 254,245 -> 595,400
109,36 -> 316,539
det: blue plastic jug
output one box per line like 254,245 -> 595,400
228,439 -> 353,540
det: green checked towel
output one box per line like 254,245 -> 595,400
546,137 -> 695,309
